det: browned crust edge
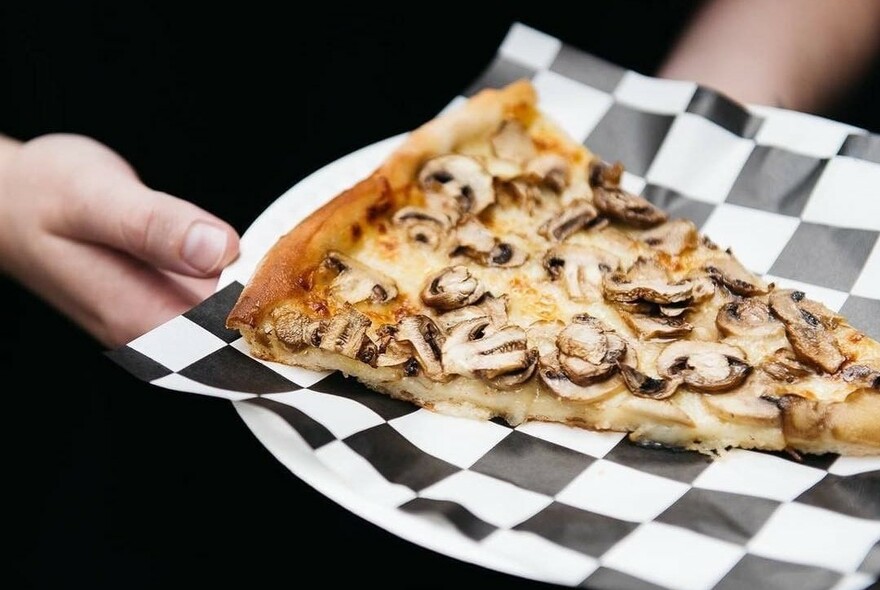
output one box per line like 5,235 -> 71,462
226,79 -> 538,330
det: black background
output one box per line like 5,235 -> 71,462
4,3 -> 880,588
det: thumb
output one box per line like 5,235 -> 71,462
61,166 -> 240,277
130,190 -> 240,276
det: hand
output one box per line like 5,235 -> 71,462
0,133 -> 240,348
657,0 -> 880,113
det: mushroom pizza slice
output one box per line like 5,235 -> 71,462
227,79 -> 879,457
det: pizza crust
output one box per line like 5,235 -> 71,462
227,79 -> 880,457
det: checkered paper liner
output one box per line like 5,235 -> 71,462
108,23 -> 880,590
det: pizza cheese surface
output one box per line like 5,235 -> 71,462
227,80 -> 880,456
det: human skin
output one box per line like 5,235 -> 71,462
658,0 -> 880,113
0,133 -> 240,348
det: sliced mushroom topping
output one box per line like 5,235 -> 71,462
603,273 -> 694,305
556,180 -> 589,208
436,306 -> 487,332
774,390 -> 880,447
302,319 -> 327,347
422,193 -> 464,227
768,289 -> 845,374
528,322 -> 624,401
395,315 -> 445,379
639,219 -> 699,256
620,397 -> 695,427
622,313 -> 693,339
831,390 -> 880,445
593,186 -> 667,228
702,392 -> 780,426
421,265 -> 485,311
655,288 -> 710,318
453,217 -> 528,267
356,337 -> 378,366
540,365 -> 626,402
491,120 -> 537,164
705,256 -> 769,296
558,315 -> 626,363
477,293 -> 508,329
324,251 -> 398,304
497,178 -> 547,216
501,177 -> 537,201
556,315 -> 627,385
525,154 -> 569,192
437,293 -> 509,332
657,340 -> 751,393
376,340 -> 413,368
485,157 -> 523,181
418,154 -> 495,215
375,325 -> 415,368
689,276 -> 717,304
392,206 -> 452,248
614,301 -> 657,315
488,349 -> 538,389
716,299 -> 784,338
484,241 -> 529,267
536,347 -> 625,402
455,217 -> 496,252
617,333 -> 640,368
318,306 -> 376,364
770,394 -> 818,444
619,363 -> 681,399
273,310 -> 310,350
441,318 -> 532,379
588,159 -> 623,188
658,304 -> 690,318
603,258 -> 711,319
543,244 -> 620,300
799,297 -> 842,330
761,348 -> 814,382
841,364 -> 880,390
560,354 -> 608,385
627,256 -> 669,280
538,199 -> 600,242
527,320 -> 566,360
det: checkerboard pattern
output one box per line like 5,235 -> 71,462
108,23 -> 880,590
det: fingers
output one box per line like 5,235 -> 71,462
26,234 -> 212,348
63,179 -> 240,278
123,190 -> 240,276
0,134 -> 237,347
38,135 -> 240,278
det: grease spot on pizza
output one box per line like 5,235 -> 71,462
350,223 -> 362,240
295,270 -> 314,292
366,197 -> 392,221
307,298 -> 330,317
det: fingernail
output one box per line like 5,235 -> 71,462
182,221 -> 228,273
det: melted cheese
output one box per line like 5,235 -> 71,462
265,107 -> 880,456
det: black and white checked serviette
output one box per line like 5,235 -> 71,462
108,22 -> 880,590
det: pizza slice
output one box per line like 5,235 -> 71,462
226,79 -> 880,457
